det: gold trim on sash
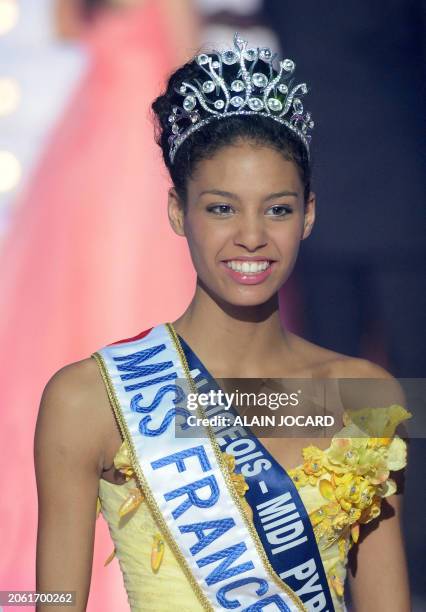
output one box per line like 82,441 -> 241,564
166,323 -> 306,612
92,351 -> 213,611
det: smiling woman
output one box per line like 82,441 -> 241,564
35,33 -> 410,612
166,142 -> 313,307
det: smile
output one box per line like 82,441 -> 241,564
220,259 -> 276,285
226,260 -> 271,274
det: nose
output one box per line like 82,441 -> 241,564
233,213 -> 268,252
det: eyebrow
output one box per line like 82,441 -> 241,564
198,189 -> 298,200
264,191 -> 298,200
199,189 -> 239,199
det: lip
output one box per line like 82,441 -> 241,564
221,256 -> 276,262
220,258 -> 277,285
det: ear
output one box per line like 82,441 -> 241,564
302,191 -> 316,240
168,188 -> 185,236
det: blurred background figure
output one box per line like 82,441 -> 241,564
0,0 -> 86,232
196,0 -> 279,50
0,0 -> 198,609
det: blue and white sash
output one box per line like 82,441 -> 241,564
94,324 -> 333,611
179,335 -> 334,612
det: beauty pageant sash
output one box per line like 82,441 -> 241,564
94,324 -> 333,611
178,334 -> 334,612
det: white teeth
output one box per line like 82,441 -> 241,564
226,260 -> 271,274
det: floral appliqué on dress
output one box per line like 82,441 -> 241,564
97,446 -> 251,573
97,404 -> 409,605
288,404 -> 410,602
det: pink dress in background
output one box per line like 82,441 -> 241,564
0,2 -> 194,609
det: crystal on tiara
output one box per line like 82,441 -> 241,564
230,96 -> 244,107
259,47 -> 272,61
282,59 -> 295,71
222,50 -> 237,65
197,54 -> 209,66
268,98 -> 283,112
248,98 -> 264,111
244,48 -> 257,61
202,80 -> 215,93
183,95 -> 196,111
231,80 -> 245,92
252,73 -> 268,88
168,33 -> 314,163
293,98 -> 303,113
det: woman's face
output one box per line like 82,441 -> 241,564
169,140 -> 315,307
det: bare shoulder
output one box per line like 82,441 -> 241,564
290,334 -> 405,409
330,356 -> 406,411
40,357 -> 107,406
35,357 -> 115,474
293,332 -> 394,379
289,334 -> 390,378
331,356 -> 395,379
38,357 -> 111,432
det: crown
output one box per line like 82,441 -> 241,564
167,33 -> 314,164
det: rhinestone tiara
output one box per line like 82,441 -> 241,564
167,33 -> 314,164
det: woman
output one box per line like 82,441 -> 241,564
35,34 -> 411,611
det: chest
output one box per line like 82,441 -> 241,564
257,436 -> 332,474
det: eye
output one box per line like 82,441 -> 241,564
266,205 -> 292,217
207,204 -> 234,216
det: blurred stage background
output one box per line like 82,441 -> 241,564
0,0 -> 424,610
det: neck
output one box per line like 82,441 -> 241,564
172,281 -> 293,377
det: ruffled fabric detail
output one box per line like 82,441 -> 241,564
98,404 -> 409,603
99,442 -> 252,572
98,441 -> 146,566
288,404 -> 411,601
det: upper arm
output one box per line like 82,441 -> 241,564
34,359 -> 107,611
348,494 -> 410,612
334,358 -> 410,610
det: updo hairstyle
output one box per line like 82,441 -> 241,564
152,59 -> 312,206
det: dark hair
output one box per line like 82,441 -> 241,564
152,59 -> 312,205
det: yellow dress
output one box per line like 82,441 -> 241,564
97,405 -> 410,611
